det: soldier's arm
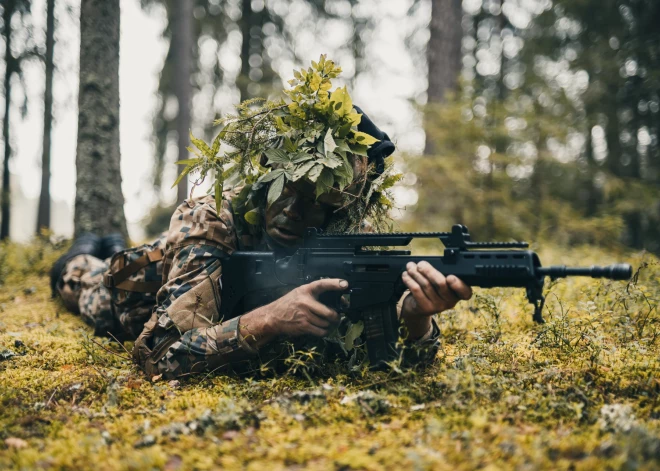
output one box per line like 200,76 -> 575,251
132,197 -> 346,379
133,197 -> 265,378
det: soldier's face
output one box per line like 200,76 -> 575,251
264,181 -> 332,247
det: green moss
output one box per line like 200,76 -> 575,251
1,240 -> 659,470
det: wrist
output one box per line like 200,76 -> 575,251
400,293 -> 419,320
403,315 -> 433,341
238,307 -> 277,349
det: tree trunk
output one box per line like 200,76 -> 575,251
74,0 -> 127,238
425,0 -> 462,155
238,0 -> 252,102
37,0 -> 55,234
172,0 -> 193,203
1,0 -> 16,240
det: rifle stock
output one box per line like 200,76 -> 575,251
219,225 -> 632,367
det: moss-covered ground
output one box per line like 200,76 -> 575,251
1,239 -> 659,470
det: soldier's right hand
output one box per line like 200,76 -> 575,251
265,279 -> 347,338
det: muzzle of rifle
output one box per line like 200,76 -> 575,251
536,264 -> 632,280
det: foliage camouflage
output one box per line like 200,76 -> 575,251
1,238 -> 659,469
177,55 -> 400,233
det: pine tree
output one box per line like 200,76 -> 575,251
36,0 -> 55,233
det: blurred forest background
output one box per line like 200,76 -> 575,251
1,0 -> 659,253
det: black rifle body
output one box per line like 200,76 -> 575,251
219,225 -> 631,368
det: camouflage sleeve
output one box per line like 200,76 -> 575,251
133,195 -> 260,379
396,291 -> 441,367
400,317 -> 441,367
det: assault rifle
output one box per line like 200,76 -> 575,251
219,225 -> 632,368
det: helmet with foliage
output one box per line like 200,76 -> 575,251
176,55 -> 401,235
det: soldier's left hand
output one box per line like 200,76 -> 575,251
401,261 -> 472,318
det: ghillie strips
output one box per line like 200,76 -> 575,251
175,55 -> 400,233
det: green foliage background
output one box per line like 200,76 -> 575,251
402,0 -> 659,254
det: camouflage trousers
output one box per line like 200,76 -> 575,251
57,255 -> 123,339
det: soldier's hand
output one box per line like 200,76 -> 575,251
401,261 -> 472,319
265,279 -> 347,338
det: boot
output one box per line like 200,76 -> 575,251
99,232 -> 127,260
50,233 -> 102,298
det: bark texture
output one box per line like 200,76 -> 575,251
238,0 -> 252,102
1,0 -> 16,240
172,0 -> 193,204
74,0 -> 127,238
425,0 -> 463,155
37,0 -> 55,233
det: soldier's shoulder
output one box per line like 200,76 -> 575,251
166,189 -> 242,251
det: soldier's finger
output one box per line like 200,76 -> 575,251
308,299 -> 341,324
307,278 -> 349,297
305,323 -> 330,338
407,262 -> 444,306
402,271 -> 433,311
419,262 -> 459,306
306,314 -> 331,329
446,275 -> 473,300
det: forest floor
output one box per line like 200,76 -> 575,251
0,238 -> 659,470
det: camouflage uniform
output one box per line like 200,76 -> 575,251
57,233 -> 169,340
59,192 -> 440,379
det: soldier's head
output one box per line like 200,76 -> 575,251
262,106 -> 395,248
263,178 -> 334,247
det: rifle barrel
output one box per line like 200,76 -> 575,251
536,264 -> 632,280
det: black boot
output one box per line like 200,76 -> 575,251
99,232 -> 127,260
50,233 -> 102,298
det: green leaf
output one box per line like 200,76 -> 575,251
335,174 -> 350,191
257,168 -> 285,184
318,153 -> 343,169
316,168 -> 335,198
329,86 -> 352,117
244,208 -> 260,225
347,111 -> 362,125
211,132 -> 223,156
214,179 -> 223,212
267,174 -> 285,206
337,122 -> 352,139
324,128 -> 337,156
352,131 -> 380,146
291,151 -> 314,164
338,155 -> 354,183
307,163 -> 324,182
264,148 -> 291,165
172,165 -> 192,189
283,136 -> 297,153
190,132 -> 213,156
335,138 -> 351,153
174,158 -> 201,165
292,160 -> 317,181
349,143 -> 369,156
344,321 -> 364,351
309,72 -> 322,92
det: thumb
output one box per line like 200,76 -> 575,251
307,278 -> 349,297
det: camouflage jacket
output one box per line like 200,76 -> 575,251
133,192 -> 440,379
